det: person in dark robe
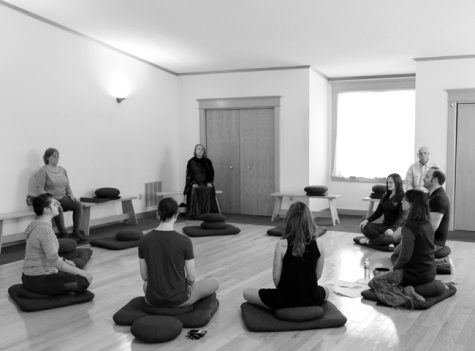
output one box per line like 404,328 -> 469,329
183,144 -> 219,217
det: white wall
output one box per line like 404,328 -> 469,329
308,69 -> 330,211
0,7 -> 179,239
177,68 -> 311,199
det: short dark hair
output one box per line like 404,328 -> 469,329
43,148 -> 59,164
432,169 -> 446,186
157,197 -> 178,221
405,190 -> 430,222
31,193 -> 54,216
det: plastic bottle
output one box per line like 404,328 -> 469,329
364,257 -> 371,279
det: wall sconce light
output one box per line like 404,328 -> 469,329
116,97 -> 127,103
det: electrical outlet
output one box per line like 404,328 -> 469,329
138,193 -> 143,200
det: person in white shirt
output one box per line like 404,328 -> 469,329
404,146 -> 437,192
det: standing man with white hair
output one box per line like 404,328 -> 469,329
404,146 -> 437,192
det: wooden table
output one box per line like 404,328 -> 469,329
270,192 -> 341,225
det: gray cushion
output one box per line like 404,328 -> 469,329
131,315 -> 182,343
267,227 -> 284,237
8,284 -> 94,312
241,301 -> 346,332
95,187 -> 120,199
201,221 -> 227,230
304,185 -> 328,196
183,224 -> 240,237
90,237 -> 139,250
144,303 -> 193,316
274,306 -> 325,322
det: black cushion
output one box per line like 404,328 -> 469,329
372,184 -> 386,194
8,284 -> 94,312
57,238 -> 77,254
116,229 -> 142,241
144,303 -> 193,316
131,315 -> 182,343
60,248 -> 93,269
435,257 -> 452,274
241,301 -> 346,332
304,185 -> 328,196
90,237 -> 139,250
95,187 -> 120,199
361,283 -> 456,309
113,293 -> 219,328
353,236 -> 394,252
267,227 -> 284,237
435,245 -> 451,259
196,213 -> 227,222
274,306 -> 324,322
79,197 -> 109,203
201,221 -> 228,230
183,224 -> 240,237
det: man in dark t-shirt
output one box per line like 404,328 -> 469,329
424,168 -> 450,248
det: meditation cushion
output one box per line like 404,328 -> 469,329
79,197 -> 109,203
183,224 -> 240,237
196,213 -> 227,222
361,283 -> 456,309
113,293 -> 219,328
61,248 -> 93,269
116,229 -> 142,241
436,257 -> 452,274
8,284 -> 94,312
435,245 -> 451,259
241,301 -> 346,332
274,306 -> 325,322
95,187 -> 120,199
201,221 -> 228,230
353,236 -> 394,252
144,303 -> 193,316
372,184 -> 386,194
57,238 -> 78,254
304,185 -> 328,196
267,227 -> 284,237
131,315 -> 182,343
90,236 -> 140,250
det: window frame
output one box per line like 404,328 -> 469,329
330,76 -> 416,183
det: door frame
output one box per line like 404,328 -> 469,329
198,96 -> 281,193
446,89 -> 475,230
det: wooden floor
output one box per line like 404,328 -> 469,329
0,219 -> 471,351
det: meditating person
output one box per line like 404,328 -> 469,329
138,197 -> 219,307
22,194 -> 92,295
243,202 -> 330,309
359,173 -> 405,246
183,144 -> 219,218
35,148 -> 87,242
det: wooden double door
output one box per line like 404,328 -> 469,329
205,108 -> 275,215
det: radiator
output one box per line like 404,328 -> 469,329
145,181 -> 161,210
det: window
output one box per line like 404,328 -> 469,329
331,78 -> 415,181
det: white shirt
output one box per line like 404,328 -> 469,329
404,161 -> 437,192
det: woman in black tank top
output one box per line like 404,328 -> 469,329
243,202 -> 330,309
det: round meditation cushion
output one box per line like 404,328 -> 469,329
201,221 -> 228,230
267,227 -> 284,237
274,306 -> 325,322
196,213 -> 226,222
116,230 -> 142,241
95,187 -> 120,199
57,238 -> 77,254
434,245 -> 451,259
183,224 -> 240,237
304,185 -> 328,196
131,315 -> 182,343
372,184 -> 386,194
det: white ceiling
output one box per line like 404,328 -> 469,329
4,0 -> 475,77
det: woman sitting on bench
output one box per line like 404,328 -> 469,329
22,194 -> 93,295
243,201 -> 330,309
138,197 -> 219,307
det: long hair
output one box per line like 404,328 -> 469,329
43,148 -> 59,164
193,144 -> 208,158
386,173 -> 404,196
282,202 -> 317,257
405,190 -> 430,222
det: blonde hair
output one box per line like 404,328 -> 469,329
282,202 -> 317,257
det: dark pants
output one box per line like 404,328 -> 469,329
186,185 -> 218,217
22,272 -> 89,296
53,196 -> 83,236
362,222 -> 393,246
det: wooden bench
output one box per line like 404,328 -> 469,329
270,192 -> 341,225
0,196 -> 138,253
362,196 -> 380,218
156,190 -> 223,214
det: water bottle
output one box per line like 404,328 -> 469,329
364,258 -> 371,279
